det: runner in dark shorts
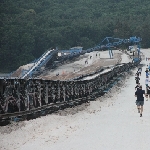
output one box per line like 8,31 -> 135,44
136,101 -> 144,107
135,86 -> 146,117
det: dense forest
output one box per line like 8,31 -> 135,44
0,0 -> 150,72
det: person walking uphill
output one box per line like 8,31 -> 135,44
135,86 -> 146,117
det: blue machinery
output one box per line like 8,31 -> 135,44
21,36 -> 142,79
87,36 -> 142,59
21,50 -> 58,79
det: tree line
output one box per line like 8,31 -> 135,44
0,0 -> 150,72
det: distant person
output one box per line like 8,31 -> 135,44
146,86 -> 150,101
135,75 -> 140,84
135,83 -> 140,91
145,68 -> 149,77
146,72 -> 149,78
145,68 -> 149,73
99,53 -> 100,58
135,86 -> 146,117
138,67 -> 142,76
133,51 -> 135,56
56,73 -> 59,76
135,71 -> 139,76
85,60 -> 88,64
145,76 -> 149,89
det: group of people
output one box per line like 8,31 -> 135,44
134,66 -> 150,117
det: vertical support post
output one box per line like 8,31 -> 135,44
63,85 -> 66,101
111,49 -> 113,57
27,93 -> 30,110
83,83 -> 85,96
108,47 -> 113,59
38,82 -> 42,107
57,84 -> 60,102
16,80 -> 21,112
45,82 -> 48,104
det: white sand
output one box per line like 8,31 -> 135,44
121,52 -> 132,63
0,49 -> 150,150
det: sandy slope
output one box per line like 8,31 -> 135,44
11,50 -> 121,79
0,49 -> 150,150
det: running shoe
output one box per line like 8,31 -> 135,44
140,114 -> 142,117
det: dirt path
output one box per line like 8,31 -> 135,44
41,51 -> 122,80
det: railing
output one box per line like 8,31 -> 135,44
0,61 -> 140,123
